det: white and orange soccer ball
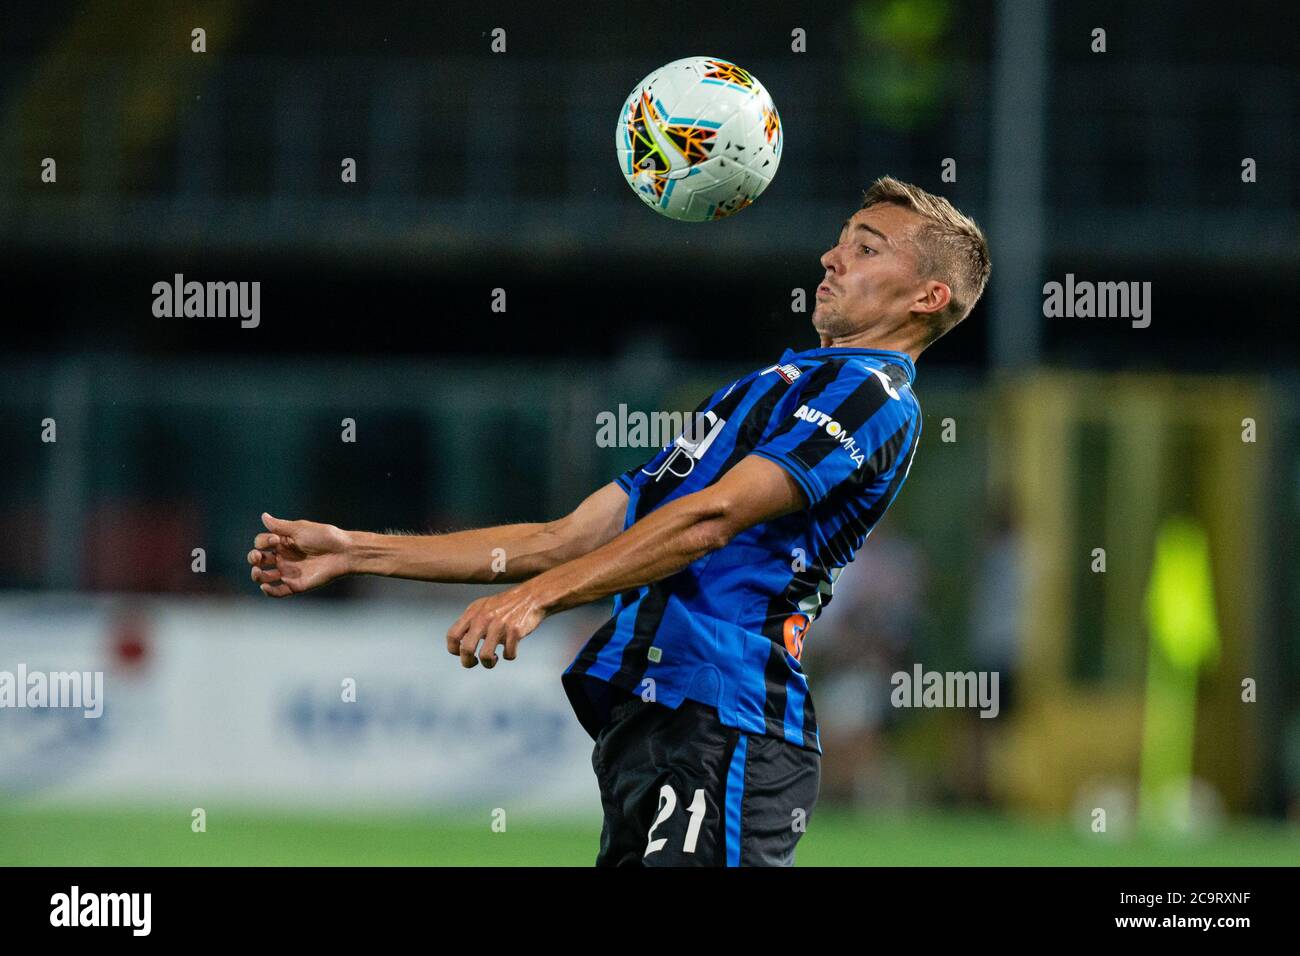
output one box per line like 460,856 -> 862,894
615,56 -> 782,221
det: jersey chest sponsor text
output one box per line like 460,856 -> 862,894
793,404 -> 865,467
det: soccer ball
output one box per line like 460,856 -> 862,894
615,56 -> 782,221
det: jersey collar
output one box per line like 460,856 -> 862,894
781,346 -> 917,383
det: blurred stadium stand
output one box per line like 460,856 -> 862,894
1,1 -> 1296,368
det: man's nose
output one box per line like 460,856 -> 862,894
820,245 -> 843,273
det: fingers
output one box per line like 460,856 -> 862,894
447,612 -> 480,668
460,617 -> 498,668
261,512 -> 294,534
250,564 -> 282,585
445,593 -> 541,669
478,619 -> 506,669
459,634 -> 480,669
446,612 -> 470,657
252,517 -> 298,597
446,606 -> 511,669
249,539 -> 286,594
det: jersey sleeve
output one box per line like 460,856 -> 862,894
750,362 -> 919,507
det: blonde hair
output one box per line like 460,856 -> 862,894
860,176 -> 991,344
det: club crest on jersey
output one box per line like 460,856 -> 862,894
794,405 -> 866,467
761,362 -> 802,384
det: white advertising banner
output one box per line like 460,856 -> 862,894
0,596 -> 602,813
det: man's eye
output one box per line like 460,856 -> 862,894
860,245 -> 875,254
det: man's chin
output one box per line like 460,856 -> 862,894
810,305 -> 834,336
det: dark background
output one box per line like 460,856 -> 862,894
3,0 -> 1295,370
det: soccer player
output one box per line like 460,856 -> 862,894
248,176 -> 991,866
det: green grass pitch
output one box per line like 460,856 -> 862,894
2,806 -> 1296,866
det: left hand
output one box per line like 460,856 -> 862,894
446,585 -> 548,668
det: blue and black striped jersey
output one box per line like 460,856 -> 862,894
562,346 -> 923,753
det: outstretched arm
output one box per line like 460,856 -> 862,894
248,481 -> 629,597
446,455 -> 805,667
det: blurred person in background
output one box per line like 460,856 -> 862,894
807,522 -> 929,806
957,495 -> 1024,805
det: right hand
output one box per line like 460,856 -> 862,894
248,512 -> 352,597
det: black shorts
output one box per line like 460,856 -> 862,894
590,691 -> 821,867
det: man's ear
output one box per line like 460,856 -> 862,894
914,279 -> 952,317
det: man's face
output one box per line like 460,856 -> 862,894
812,203 -> 930,341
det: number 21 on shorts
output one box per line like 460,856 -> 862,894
644,784 -> 707,857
